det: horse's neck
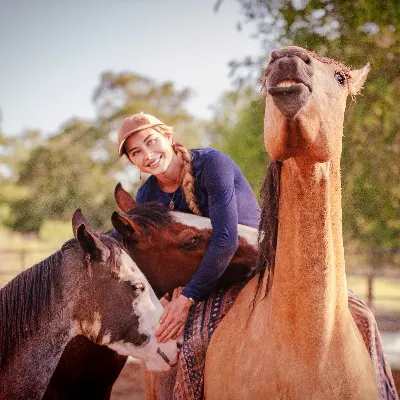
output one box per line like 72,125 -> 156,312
1,266 -> 77,399
267,157 -> 348,335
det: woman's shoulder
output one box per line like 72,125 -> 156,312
191,148 -> 234,167
136,176 -> 157,202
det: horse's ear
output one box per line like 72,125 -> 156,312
349,63 -> 370,96
75,223 -> 110,262
115,183 -> 137,214
72,208 -> 92,237
111,211 -> 136,237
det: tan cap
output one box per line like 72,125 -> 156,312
117,112 -> 165,157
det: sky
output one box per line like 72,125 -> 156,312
0,0 -> 262,137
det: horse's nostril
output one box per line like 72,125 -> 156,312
134,283 -> 145,292
177,342 -> 182,350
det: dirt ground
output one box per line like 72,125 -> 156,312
110,362 -> 400,399
111,360 -> 145,400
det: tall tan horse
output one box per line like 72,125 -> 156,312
204,46 -> 378,399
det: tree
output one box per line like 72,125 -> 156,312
210,86 -> 268,196
218,0 -> 400,260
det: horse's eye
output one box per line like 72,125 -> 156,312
182,235 -> 201,250
334,71 -> 346,85
133,282 -> 145,292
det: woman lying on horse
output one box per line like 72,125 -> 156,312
117,112 -> 261,343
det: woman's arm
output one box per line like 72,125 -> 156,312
156,151 -> 240,343
181,151 -> 239,302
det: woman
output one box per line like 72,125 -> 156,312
117,112 -> 261,344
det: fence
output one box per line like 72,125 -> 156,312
0,248 -> 57,288
1,248 -> 400,309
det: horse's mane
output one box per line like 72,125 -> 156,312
126,201 -> 174,235
0,248 -> 63,368
256,160 -> 283,296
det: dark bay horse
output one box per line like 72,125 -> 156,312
0,209 -> 179,400
44,185 -> 258,398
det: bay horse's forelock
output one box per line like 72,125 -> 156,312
0,249 -> 63,369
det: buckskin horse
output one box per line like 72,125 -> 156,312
0,209 -> 179,400
203,46 -> 384,399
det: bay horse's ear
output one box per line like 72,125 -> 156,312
114,183 -> 137,214
111,211 -> 136,237
75,223 -> 110,262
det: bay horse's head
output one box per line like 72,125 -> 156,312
110,184 -> 258,298
70,209 -> 179,371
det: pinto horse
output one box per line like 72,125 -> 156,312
44,186 -> 258,398
0,209 -> 179,400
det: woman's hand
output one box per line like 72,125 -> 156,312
156,288 -> 193,343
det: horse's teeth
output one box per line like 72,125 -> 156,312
277,80 -> 297,87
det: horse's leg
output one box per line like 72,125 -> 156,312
141,361 -> 177,400
348,290 -> 398,400
44,336 -> 127,399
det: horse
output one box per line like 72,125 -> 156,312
0,209 -> 179,400
43,187 -> 258,398
203,46 -> 382,398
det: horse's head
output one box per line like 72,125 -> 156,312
111,184 -> 258,298
70,209 -> 179,371
262,46 -> 370,163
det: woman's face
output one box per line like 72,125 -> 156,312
124,128 -> 175,176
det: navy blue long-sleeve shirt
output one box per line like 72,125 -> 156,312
136,148 -> 261,301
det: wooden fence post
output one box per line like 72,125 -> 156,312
367,273 -> 374,309
20,249 -> 26,272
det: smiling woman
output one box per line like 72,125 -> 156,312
117,112 -> 261,343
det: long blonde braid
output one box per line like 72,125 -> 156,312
154,125 -> 202,216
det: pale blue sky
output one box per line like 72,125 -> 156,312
0,0 -> 262,136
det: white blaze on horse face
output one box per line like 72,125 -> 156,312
173,212 -> 258,247
108,250 -> 179,371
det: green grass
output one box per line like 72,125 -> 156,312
347,275 -> 400,312
0,225 -> 70,288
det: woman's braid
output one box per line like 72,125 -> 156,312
154,125 -> 202,216
173,142 -> 201,216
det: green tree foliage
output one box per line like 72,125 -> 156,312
211,86 -> 268,196
7,138 -> 115,233
0,129 -> 43,225
218,0 -> 400,258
